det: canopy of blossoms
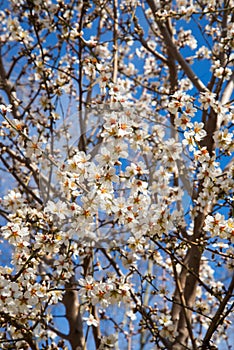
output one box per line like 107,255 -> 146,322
0,0 -> 233,349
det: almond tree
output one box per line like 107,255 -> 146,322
0,0 -> 233,349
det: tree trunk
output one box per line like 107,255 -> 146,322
63,279 -> 86,350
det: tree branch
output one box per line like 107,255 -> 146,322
62,277 -> 86,350
171,258 -> 198,350
0,54 -> 21,119
146,0 -> 208,92
201,272 -> 234,349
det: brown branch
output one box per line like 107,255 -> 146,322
0,54 -> 21,119
217,71 -> 234,128
91,305 -> 101,348
46,324 -> 70,340
172,245 -> 202,347
221,71 -> 234,106
77,2 -> 88,153
171,258 -> 198,350
112,0 -> 118,84
132,31 -> 168,64
62,277 -> 86,350
155,239 -> 221,301
12,249 -> 40,282
146,0 -> 208,93
0,312 -> 39,350
201,272 -> 234,349
1,142 -> 40,186
0,154 -> 43,205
